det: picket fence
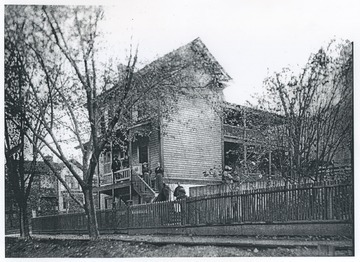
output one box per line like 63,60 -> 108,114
32,180 -> 353,234
190,165 -> 352,197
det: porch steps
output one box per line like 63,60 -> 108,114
132,174 -> 156,203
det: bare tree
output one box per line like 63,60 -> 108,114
260,40 -> 353,182
5,6 -> 44,237
5,5 -> 227,239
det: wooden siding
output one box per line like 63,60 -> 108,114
162,94 -> 222,182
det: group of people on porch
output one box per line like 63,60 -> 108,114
141,162 -> 187,201
141,162 -> 164,192
111,155 -> 129,171
111,155 -> 187,202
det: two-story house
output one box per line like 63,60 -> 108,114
5,156 -> 62,230
28,156 -> 62,217
91,38 -> 228,206
57,159 -> 86,213
91,38 -> 287,207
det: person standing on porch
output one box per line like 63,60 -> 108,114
111,155 -> 121,173
142,162 -> 151,185
174,182 -> 186,200
122,155 -> 129,168
155,162 -> 164,192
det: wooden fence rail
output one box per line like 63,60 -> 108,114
190,166 -> 352,198
32,180 -> 353,234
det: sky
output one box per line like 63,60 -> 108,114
94,0 -> 360,105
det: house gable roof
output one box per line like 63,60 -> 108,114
22,158 -> 83,175
138,37 -> 231,82
223,101 -> 285,126
23,161 -> 62,175
100,37 -> 231,100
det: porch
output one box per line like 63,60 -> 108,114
94,168 -> 157,207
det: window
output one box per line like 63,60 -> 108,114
65,175 -> 79,189
132,103 -> 147,122
40,175 -> 53,189
100,114 -> 106,134
137,103 -> 147,120
102,151 -> 112,174
100,108 -> 113,133
107,107 -> 113,129
72,179 -> 79,189
105,198 -> 112,209
139,144 -> 148,164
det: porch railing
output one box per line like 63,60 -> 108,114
114,168 -> 131,182
190,179 -> 287,197
100,173 -> 113,185
223,124 -> 285,146
100,168 -> 131,186
190,166 -> 352,198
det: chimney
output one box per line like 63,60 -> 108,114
44,155 -> 53,162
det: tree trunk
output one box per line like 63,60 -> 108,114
19,201 -> 30,238
18,209 -> 23,236
83,187 -> 99,240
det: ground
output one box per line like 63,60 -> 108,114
5,235 -> 353,257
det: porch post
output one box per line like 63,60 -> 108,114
129,129 -> 133,203
269,150 -> 272,177
97,156 -> 101,210
243,109 -> 247,175
111,140 -> 115,208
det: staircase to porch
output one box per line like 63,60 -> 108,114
131,174 -> 157,203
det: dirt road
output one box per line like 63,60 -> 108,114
5,234 -> 353,257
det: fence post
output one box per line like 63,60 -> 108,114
328,182 -> 333,220
29,180 -> 352,235
127,205 -> 131,228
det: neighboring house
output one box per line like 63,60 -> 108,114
27,156 -> 62,217
5,156 -> 61,232
5,176 -> 20,233
90,37 -> 287,207
57,160 -> 85,213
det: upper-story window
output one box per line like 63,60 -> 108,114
40,175 -> 54,189
65,175 -> 79,189
137,103 -> 147,120
139,144 -> 148,164
100,107 -> 115,134
101,151 -> 112,174
132,102 -> 148,122
100,113 -> 106,134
